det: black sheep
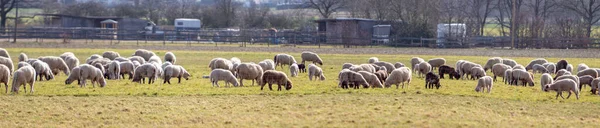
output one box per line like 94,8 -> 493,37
425,72 -> 441,89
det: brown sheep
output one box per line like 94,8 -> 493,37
260,70 -> 293,91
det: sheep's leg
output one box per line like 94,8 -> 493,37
559,92 -> 565,99
268,84 -> 273,90
23,85 -> 26,94
4,83 -> 7,93
29,83 -> 34,94
240,79 -> 244,87
251,80 -> 254,86
277,84 -> 281,91
178,76 -> 182,84
566,91 -> 572,99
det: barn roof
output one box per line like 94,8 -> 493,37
35,14 -> 122,20
314,18 -> 377,22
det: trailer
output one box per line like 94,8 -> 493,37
174,18 -> 202,31
436,23 -> 466,48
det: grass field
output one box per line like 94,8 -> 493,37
1,47 -> 599,127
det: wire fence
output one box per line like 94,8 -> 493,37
1,27 -> 600,49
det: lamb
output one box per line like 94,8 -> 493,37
338,70 -> 369,89
425,72 -> 441,89
556,60 -> 568,73
106,61 -> 121,80
544,63 -> 556,74
554,69 -> 570,80
368,57 -> 379,64
132,49 -> 156,61
576,68 -> 598,78
483,57 -> 503,72
540,73 -> 553,91
128,56 -> 146,64
132,63 -> 157,84
235,63 -> 264,86
0,65 -> 9,93
525,58 -> 548,71
119,61 -> 135,79
512,69 -> 534,86
342,63 -> 354,70
308,64 -> 326,81
85,54 -> 103,64
411,57 -> 425,72
17,62 -> 30,69
460,62 -> 481,80
209,58 -> 233,70
273,53 -> 297,69
384,67 -> 412,89
298,64 -> 306,73
513,64 -> 525,70
18,53 -> 28,62
0,48 -> 9,59
427,58 -> 446,70
300,51 -> 323,65
11,66 -> 36,94
0,56 -> 14,73
64,66 -> 81,85
373,61 -> 395,74
417,61 -> 432,78
32,60 -> 54,81
357,71 -> 383,88
438,65 -> 459,79
164,52 -> 177,64
210,69 -> 239,87
566,64 -> 573,72
290,63 -> 299,77
578,75 -> 595,91
78,64 -> 106,88
470,67 -> 486,80
38,56 -> 70,76
260,70 -> 293,91
543,79 -> 579,100
532,64 -> 549,74
394,62 -> 405,69
504,69 -> 513,85
475,76 -> 493,93
374,69 -> 388,84
162,65 -> 190,84
577,63 -> 589,72
63,55 -> 80,71
102,51 -> 121,60
491,63 -> 512,82
502,59 -> 518,67
258,59 -> 275,71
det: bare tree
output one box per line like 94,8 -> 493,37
468,0 -> 495,36
165,0 -> 199,25
307,0 -> 345,18
215,0 -> 240,27
141,0 -> 166,24
60,1 -> 110,17
0,0 -> 16,28
561,0 -> 600,37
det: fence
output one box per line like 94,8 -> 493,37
1,27 -> 600,49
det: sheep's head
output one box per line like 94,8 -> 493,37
543,85 -> 550,92
65,79 -> 73,85
319,75 -> 326,81
183,72 -> 191,80
46,73 -> 55,81
317,61 -> 323,65
285,81 -> 293,90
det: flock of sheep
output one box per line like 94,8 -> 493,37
0,48 -> 190,94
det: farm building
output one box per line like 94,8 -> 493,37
36,14 -> 148,31
315,18 -> 386,45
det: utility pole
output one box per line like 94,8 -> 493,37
13,0 -> 18,43
510,0 -> 515,49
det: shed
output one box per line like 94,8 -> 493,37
315,18 -> 379,45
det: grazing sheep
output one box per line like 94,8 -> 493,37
579,75 -> 595,91
65,66 -> 81,85
455,60 -> 465,73
18,53 -> 28,62
556,60 -> 568,73
0,65 -> 9,93
425,72 -> 441,89
298,64 -> 306,73
491,63 -> 512,82
106,61 -> 121,80
350,64 -> 376,73
358,71 -> 383,88
161,62 -> 172,71
483,57 -> 503,72
128,56 -> 146,64
63,55 -> 80,71
274,53 -> 297,69
300,51 -> 323,65
338,70 -> 369,89
102,51 -> 121,60
591,78 -> 600,94
502,59 -> 518,67
11,66 -> 36,94
38,56 -> 70,76
59,52 -> 75,60
342,63 -> 354,70
32,60 -> 54,81
577,68 -> 598,78
119,61 -> 135,79
460,62 -> 481,80
148,55 -> 162,64
427,58 -> 446,70
209,58 -> 233,70
0,56 -> 14,73
93,63 -> 105,77
113,57 -> 129,62
89,58 -> 111,67
235,63 -> 264,86
374,69 -> 388,85
164,52 -> 177,64
544,63 -> 556,74
513,64 -> 525,70
85,54 -> 103,64
258,59 -> 275,71
438,65 -> 457,79
0,48 -> 9,59
150,62 -> 163,80
132,64 -> 157,84
79,65 -> 106,88
532,64 -> 549,74
308,64 -> 326,81
470,67 -> 486,80
555,75 -> 580,88
543,79 -> 579,100
384,67 -> 412,89
554,69 -> 570,80
132,49 -> 156,61
566,64 -> 573,72
504,69 -> 513,85
417,62 -> 432,78
162,65 -> 190,84
411,57 -> 425,72
475,76 -> 493,93
17,62 -> 30,69
210,69 -> 239,87
512,69 -> 534,86
373,61 -> 395,74
261,70 -> 293,91
394,62 -> 405,69
132,61 -> 141,68
368,57 -> 379,64
541,73 -> 553,91
525,58 -> 548,71
290,63 -> 299,77
577,63 -> 589,73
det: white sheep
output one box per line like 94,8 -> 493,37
577,68 -> 598,78
235,63 -> 264,86
566,64 -> 573,72
358,71 -> 383,88
89,58 -> 111,66
63,55 -> 80,71
128,56 -> 146,64
511,69 -> 534,86
470,67 -> 486,80
0,48 -> 9,59
164,52 -> 177,64
417,61 -> 432,78
148,55 -> 162,65
65,66 -> 81,85
368,57 -> 379,64
260,70 -> 293,91
577,63 -> 589,73
0,56 -> 14,73
258,59 -> 275,71
532,64 -> 549,74
475,76 -> 493,93
106,61 -> 121,80
460,62 -> 481,80
119,61 -> 135,79
554,69 -> 570,80
301,51 -> 323,65
11,66 -> 36,94
384,67 -> 412,89
102,51 -> 121,60
78,64 -> 106,88
483,57 -> 503,72
85,54 -> 103,64
162,65 -> 190,84
543,79 -> 579,100
132,63 -> 157,84
308,64 -> 325,81
38,56 -> 70,76
394,62 -> 405,69
17,62 -> 30,69
93,63 -> 105,76
290,63 -> 299,77
59,52 -> 75,60
491,63 -> 511,82
373,61 -> 395,74
32,60 -> 54,81
525,58 -> 548,71
18,53 -> 28,62
161,62 -> 172,71
209,58 -> 233,70
132,49 -> 156,61
338,69 -> 369,89
591,78 -> 600,94
543,63 -> 556,74
342,63 -> 354,70
411,57 -> 425,72
455,60 -> 465,73
132,61 -> 141,68
0,65 -> 9,93
541,73 -> 553,91
274,53 -> 297,69
114,57 -> 130,62
512,64 -> 525,70
427,58 -> 446,70
504,69 -> 513,85
555,75 -> 580,88
210,69 -> 239,87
